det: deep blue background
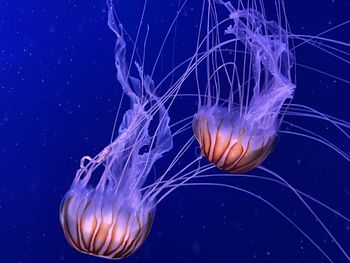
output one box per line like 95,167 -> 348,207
1,0 -> 350,262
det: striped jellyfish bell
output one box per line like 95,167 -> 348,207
60,184 -> 154,260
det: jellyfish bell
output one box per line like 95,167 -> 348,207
193,105 -> 277,173
193,0 -> 295,173
60,182 -> 154,259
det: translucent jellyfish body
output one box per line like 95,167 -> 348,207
193,1 -> 295,173
60,1 -> 173,259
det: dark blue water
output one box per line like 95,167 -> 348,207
1,0 -> 350,262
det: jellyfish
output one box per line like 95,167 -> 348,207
59,1 -> 176,259
60,0 -> 350,261
192,0 -> 296,173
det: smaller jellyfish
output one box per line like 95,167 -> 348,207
193,0 -> 295,173
59,1 -> 173,259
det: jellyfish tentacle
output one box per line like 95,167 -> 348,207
258,165 -> 350,261
176,181 -> 335,263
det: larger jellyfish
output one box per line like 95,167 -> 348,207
59,1 -> 175,259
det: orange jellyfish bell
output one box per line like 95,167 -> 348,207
60,185 -> 154,260
193,106 -> 277,173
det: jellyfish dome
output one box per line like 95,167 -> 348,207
193,0 -> 295,173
